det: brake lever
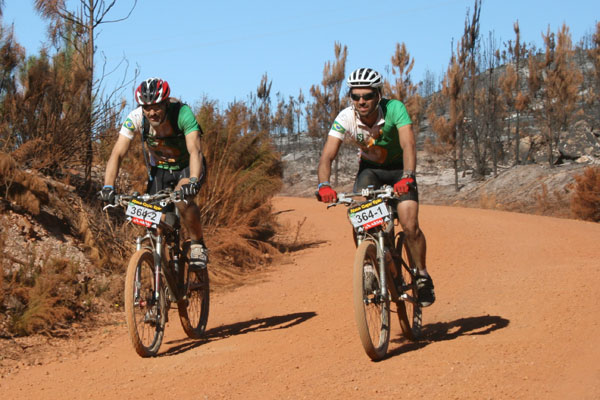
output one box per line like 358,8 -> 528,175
102,203 -> 117,211
326,196 -> 352,209
172,190 -> 187,204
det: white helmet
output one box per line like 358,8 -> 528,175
346,68 -> 383,88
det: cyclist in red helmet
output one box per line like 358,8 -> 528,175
316,68 -> 435,307
100,77 -> 208,269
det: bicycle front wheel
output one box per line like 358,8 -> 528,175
395,232 -> 422,341
353,240 -> 390,361
124,249 -> 166,357
177,243 -> 210,339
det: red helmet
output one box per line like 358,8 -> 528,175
134,77 -> 170,105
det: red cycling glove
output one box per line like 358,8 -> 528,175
393,176 -> 415,195
317,185 -> 337,203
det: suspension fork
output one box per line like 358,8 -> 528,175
154,234 -> 164,300
377,231 -> 388,300
133,233 -> 155,301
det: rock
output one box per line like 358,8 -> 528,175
576,155 -> 594,163
558,120 -> 600,160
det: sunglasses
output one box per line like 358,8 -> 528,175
350,92 -> 377,101
142,103 -> 165,112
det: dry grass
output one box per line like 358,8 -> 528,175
478,192 -> 500,210
0,152 -> 130,336
571,166 -> 600,222
0,152 -> 49,215
2,247 -> 92,336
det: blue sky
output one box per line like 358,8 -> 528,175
2,0 -> 599,109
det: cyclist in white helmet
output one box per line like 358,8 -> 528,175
316,67 -> 435,307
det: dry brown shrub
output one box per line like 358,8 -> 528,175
571,166 -> 600,222
0,152 -> 49,215
11,138 -> 47,170
479,192 -> 499,209
423,136 -> 452,156
193,100 -> 283,280
5,256 -> 85,336
533,182 -> 572,217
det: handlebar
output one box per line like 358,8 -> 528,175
102,189 -> 185,211
326,185 -> 397,209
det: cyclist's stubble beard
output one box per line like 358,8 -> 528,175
355,94 -> 380,126
146,103 -> 168,128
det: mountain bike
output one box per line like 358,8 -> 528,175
327,185 -> 422,361
103,189 -> 210,357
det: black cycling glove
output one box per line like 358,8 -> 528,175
99,185 -> 115,203
181,178 -> 201,199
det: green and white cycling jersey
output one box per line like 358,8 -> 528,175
328,98 -> 412,167
119,101 -> 200,170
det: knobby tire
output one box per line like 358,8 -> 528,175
353,240 -> 390,361
177,261 -> 210,339
395,232 -> 422,340
124,249 -> 166,357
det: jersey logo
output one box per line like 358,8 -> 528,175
123,118 -> 135,131
331,121 -> 346,134
357,131 -> 364,143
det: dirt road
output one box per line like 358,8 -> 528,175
1,197 -> 600,399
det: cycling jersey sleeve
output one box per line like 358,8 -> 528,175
118,108 -> 144,140
177,105 -> 201,135
387,100 -> 412,128
328,108 -> 353,140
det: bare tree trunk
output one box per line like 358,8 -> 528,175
84,0 -> 94,186
453,144 -> 459,192
514,110 -> 520,165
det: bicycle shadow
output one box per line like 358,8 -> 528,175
386,315 -> 510,358
159,311 -> 317,356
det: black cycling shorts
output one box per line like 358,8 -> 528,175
146,157 -> 207,195
353,161 -> 418,203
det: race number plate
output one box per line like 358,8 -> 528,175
348,198 -> 389,230
125,198 -> 163,228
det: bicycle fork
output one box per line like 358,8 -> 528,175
376,232 -> 389,302
132,234 -> 164,325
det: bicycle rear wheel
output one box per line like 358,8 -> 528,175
178,243 -> 210,339
353,240 -> 390,361
395,232 -> 422,341
124,249 -> 166,357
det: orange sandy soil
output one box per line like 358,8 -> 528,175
1,197 -> 599,399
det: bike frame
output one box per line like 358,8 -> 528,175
332,186 -> 400,303
355,218 -> 394,304
106,191 -> 184,306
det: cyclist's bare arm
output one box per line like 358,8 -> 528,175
184,130 -> 204,181
398,124 -> 416,173
104,135 -> 132,187
318,136 -> 343,184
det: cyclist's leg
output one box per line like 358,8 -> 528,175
379,168 -> 434,306
368,166 -> 425,272
396,193 -> 435,306
173,166 -> 205,243
145,166 -> 161,195
353,165 -> 382,192
174,165 -> 208,269
396,199 -> 426,272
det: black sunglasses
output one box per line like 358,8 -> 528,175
350,92 -> 377,101
142,103 -> 165,111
